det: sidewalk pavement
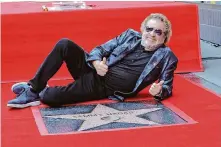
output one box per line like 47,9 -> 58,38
181,40 -> 221,95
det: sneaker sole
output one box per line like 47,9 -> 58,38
11,82 -> 28,94
7,101 -> 40,108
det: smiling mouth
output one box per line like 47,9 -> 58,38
147,38 -> 156,41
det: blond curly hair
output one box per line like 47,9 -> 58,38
140,13 -> 172,44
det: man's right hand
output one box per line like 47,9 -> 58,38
92,57 -> 108,76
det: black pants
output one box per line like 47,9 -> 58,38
29,38 -> 107,106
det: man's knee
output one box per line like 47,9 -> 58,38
56,38 -> 80,53
56,38 -> 70,49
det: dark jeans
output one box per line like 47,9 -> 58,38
29,38 -> 107,106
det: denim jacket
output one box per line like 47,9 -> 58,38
85,29 -> 178,101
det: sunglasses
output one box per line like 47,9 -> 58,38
145,26 -> 164,36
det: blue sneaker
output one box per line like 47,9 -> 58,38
11,82 -> 48,98
7,87 -> 40,108
11,82 -> 29,94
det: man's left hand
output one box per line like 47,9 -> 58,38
149,80 -> 164,96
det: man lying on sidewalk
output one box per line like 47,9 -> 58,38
7,13 -> 178,108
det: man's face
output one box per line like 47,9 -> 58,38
141,18 -> 166,51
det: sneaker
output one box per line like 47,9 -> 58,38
7,87 -> 40,108
11,82 -> 29,94
11,82 -> 49,98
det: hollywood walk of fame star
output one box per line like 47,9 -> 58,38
44,104 -> 162,131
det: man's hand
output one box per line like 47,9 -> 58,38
92,57 -> 108,76
149,80 -> 164,96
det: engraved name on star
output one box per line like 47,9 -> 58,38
44,104 -> 162,131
